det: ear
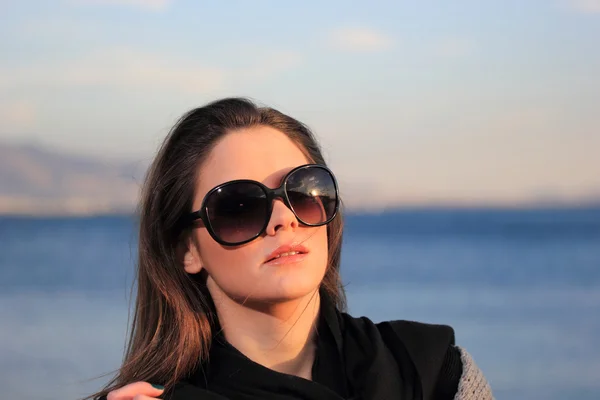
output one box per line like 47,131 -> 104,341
182,237 -> 203,274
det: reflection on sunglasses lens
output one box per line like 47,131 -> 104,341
287,168 -> 336,225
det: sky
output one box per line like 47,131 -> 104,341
1,0 -> 599,207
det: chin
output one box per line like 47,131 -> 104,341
261,270 -> 324,303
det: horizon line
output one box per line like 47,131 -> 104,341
1,202 -> 599,219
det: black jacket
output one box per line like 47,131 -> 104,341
159,293 -> 462,400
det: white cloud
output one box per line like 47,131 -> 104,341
71,0 -> 172,11
434,37 -> 475,58
0,47 -> 226,94
569,0 -> 600,13
0,47 -> 303,97
328,27 -> 393,52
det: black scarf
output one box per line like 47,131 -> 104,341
164,293 -> 457,400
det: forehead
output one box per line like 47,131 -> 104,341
197,125 -> 311,197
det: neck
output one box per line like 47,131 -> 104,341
208,285 -> 321,380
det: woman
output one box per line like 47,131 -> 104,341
92,98 -> 493,400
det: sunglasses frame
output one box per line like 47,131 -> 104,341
186,164 -> 340,246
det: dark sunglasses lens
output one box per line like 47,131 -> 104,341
286,167 -> 337,225
205,182 -> 268,244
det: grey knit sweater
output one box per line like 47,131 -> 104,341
454,347 -> 494,400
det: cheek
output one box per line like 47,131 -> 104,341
195,230 -> 263,291
196,230 -> 251,268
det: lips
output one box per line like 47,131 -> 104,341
264,244 -> 309,264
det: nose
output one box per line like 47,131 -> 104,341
264,199 -> 299,236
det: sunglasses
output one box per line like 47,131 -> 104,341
185,164 -> 340,246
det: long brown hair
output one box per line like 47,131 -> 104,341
88,98 -> 346,399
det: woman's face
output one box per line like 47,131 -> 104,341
184,125 -> 329,305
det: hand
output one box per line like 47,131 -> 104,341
106,381 -> 165,400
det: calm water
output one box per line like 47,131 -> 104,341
1,209 -> 599,399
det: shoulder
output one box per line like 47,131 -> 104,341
378,319 -> 456,360
377,319 -> 458,400
380,319 -> 494,400
342,315 -> 493,400
339,313 -> 456,361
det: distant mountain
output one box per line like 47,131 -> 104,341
2,142 -> 598,216
0,143 -> 148,215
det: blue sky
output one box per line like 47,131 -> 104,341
1,0 -> 599,207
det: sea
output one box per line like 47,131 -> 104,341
1,208 -> 599,399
